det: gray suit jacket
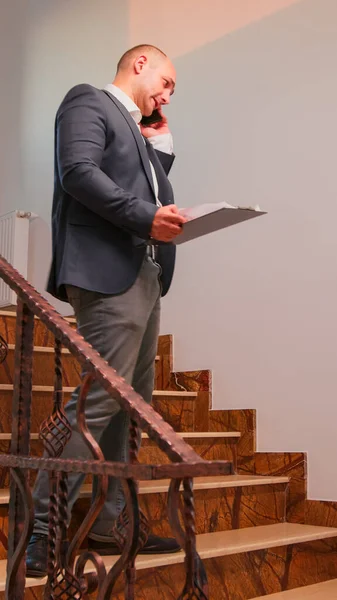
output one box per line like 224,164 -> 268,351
47,84 -> 176,301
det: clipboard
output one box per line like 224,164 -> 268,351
174,202 -> 266,245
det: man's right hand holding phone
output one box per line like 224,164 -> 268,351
150,205 -> 186,242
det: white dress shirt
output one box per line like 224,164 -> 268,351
104,83 -> 173,208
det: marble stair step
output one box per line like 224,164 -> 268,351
0,310 -> 76,347
0,310 -> 164,357
0,475 -> 289,546
0,431 -> 241,487
0,385 -> 201,433
6,344 -> 159,359
0,431 -> 240,442
0,475 -> 289,505
0,345 -> 160,387
140,430 -> 240,465
72,475 -> 288,537
0,384 -> 195,399
251,578 -> 337,599
0,523 -> 336,594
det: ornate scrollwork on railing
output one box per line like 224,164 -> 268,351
0,334 -> 8,363
40,341 -> 72,458
5,467 -> 34,598
64,373 -> 109,598
41,339 -> 83,599
168,479 -> 209,600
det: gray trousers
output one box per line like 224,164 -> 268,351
33,256 -> 161,540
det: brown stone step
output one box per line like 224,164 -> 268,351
0,310 -> 76,347
72,476 -> 288,540
140,430 -> 240,466
0,386 -> 198,432
0,311 -> 167,356
0,524 -> 336,599
0,432 -> 240,488
0,344 -> 161,388
0,476 -> 289,561
251,578 -> 337,598
0,312 -> 171,393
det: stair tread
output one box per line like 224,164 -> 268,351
0,310 -> 76,323
0,475 -> 288,504
0,384 -> 197,397
0,524 -> 336,592
7,344 -> 70,355
251,578 -> 337,599
142,431 -> 241,439
81,474 -> 289,496
0,431 -> 240,441
5,344 -> 160,361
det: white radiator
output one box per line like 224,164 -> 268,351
0,211 -> 31,307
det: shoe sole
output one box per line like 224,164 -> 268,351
26,546 -> 182,578
26,569 -> 47,578
90,547 -> 182,556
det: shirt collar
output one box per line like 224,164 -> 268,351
104,83 -> 142,125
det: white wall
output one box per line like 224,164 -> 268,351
129,0 -> 302,58
21,0 -> 129,223
0,1 -> 27,215
132,0 -> 337,501
1,0 -> 129,312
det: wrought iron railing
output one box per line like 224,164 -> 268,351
0,255 -> 232,599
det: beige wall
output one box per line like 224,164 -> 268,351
1,0 -> 129,312
132,0 -> 337,501
21,0 -> 128,223
129,0 -> 302,57
0,1 -> 27,216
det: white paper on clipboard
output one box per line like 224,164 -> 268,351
174,202 -> 266,244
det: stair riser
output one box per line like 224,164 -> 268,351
0,392 -> 70,433
140,438 -> 237,466
4,537 -> 337,600
0,315 -> 61,348
0,392 -> 201,434
73,484 -> 286,537
0,483 -> 287,560
0,438 -> 237,488
0,315 -> 165,357
0,351 -> 82,387
238,452 -> 307,526
0,351 -> 162,389
152,396 -> 210,432
96,537 -> 337,600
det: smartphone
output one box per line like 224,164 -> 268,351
140,109 -> 163,127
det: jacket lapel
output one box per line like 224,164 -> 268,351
102,90 -> 156,199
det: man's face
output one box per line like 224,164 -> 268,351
135,57 -> 176,116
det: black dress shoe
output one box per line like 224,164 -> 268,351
26,534 -> 48,578
26,534 -> 68,578
88,534 -> 181,556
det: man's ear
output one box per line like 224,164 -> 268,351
134,55 -> 148,74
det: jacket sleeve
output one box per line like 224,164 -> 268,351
57,84 -> 158,239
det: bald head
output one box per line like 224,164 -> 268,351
113,44 -> 176,117
117,45 -> 167,74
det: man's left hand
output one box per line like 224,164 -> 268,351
141,107 -> 170,138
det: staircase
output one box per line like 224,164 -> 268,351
1,310 -> 337,598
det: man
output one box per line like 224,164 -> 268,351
26,44 -> 186,577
